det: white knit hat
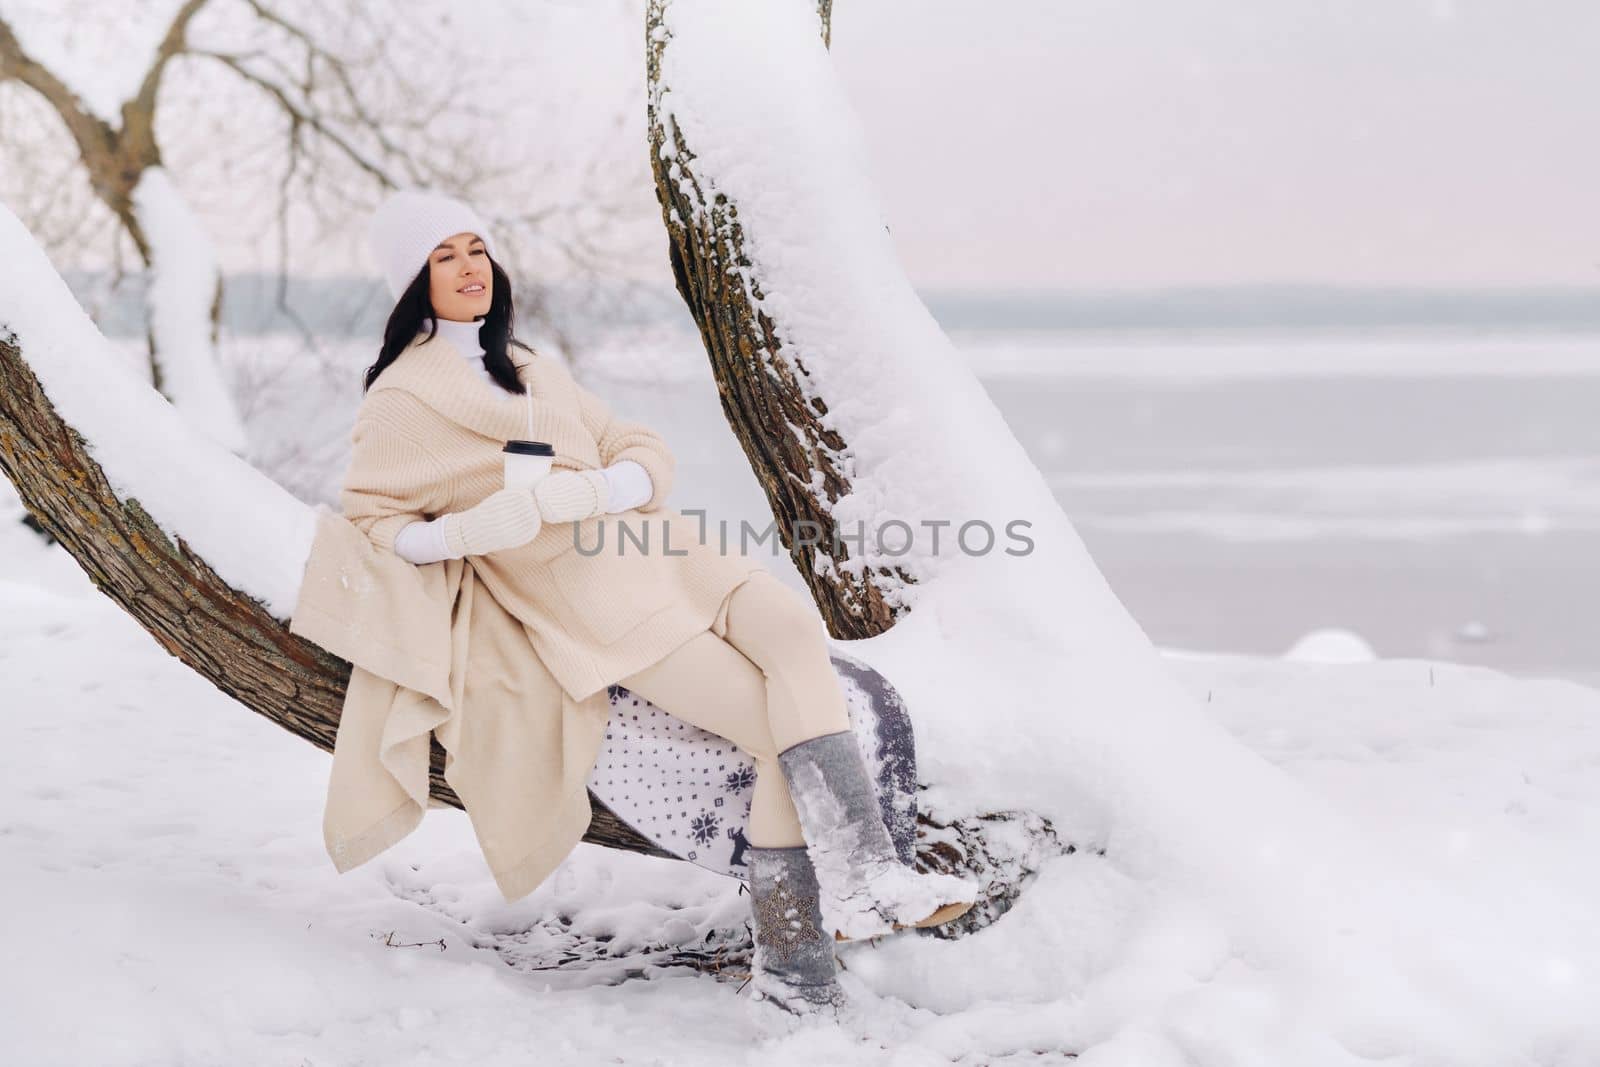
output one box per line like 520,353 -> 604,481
366,188 -> 499,301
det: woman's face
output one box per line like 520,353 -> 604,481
428,231 -> 493,322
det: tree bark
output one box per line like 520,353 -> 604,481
646,0 -> 906,641
0,328 -> 674,862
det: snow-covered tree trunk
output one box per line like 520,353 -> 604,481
648,0 -> 893,636
646,0 -> 1083,931
0,10 -> 250,455
132,169 -> 249,454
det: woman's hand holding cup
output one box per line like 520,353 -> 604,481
503,440 -> 555,491
442,488 -> 542,557
533,469 -> 611,524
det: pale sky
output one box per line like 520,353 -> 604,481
14,0 -> 1594,290
827,0 -> 1600,288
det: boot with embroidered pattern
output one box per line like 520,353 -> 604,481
745,844 -> 849,1017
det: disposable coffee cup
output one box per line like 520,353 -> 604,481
503,440 -> 554,492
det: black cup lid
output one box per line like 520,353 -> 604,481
503,440 -> 555,456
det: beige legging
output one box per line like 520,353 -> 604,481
614,570 -> 852,847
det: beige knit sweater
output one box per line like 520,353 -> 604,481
342,329 -> 767,702
287,328 -> 766,901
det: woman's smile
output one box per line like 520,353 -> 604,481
429,230 -> 494,320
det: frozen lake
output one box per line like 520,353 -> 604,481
954,328 -> 1600,687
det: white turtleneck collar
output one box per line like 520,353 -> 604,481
431,316 -> 486,359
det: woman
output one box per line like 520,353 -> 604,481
350,189 -> 977,1017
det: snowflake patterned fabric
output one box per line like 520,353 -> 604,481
584,649 -> 920,881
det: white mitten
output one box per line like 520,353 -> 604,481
533,468 -> 611,523
441,488 -> 542,557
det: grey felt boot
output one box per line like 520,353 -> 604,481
745,844 -> 849,1016
777,729 -> 980,942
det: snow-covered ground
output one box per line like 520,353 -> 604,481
7,471 -> 1600,1065
4,324 -> 1600,1064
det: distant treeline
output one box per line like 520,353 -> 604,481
63,270 -> 1600,337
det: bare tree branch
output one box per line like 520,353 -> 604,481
128,0 -> 218,123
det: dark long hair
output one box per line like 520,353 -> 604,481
363,253 -> 535,394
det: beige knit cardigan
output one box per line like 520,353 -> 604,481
288,330 -> 765,901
